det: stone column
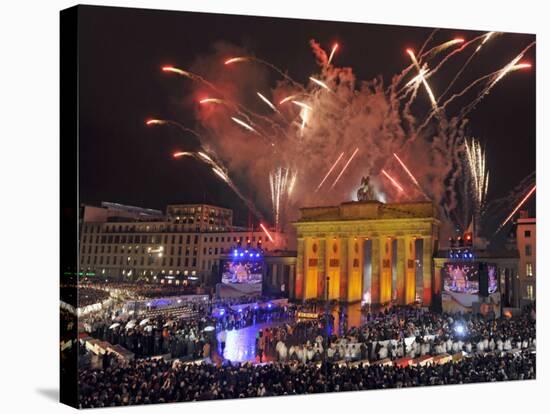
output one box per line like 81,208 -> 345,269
371,237 -> 380,304
422,236 -> 433,306
396,237 -> 406,305
288,264 -> 295,299
340,238 -> 348,300
318,238 -> 327,300
405,237 -> 417,304
304,238 -> 320,300
380,237 -> 393,303
325,237 -> 341,300
347,237 -> 363,302
295,238 -> 305,300
272,263 -> 278,287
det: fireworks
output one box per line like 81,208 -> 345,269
260,223 -> 275,242
291,100 -> 313,111
405,68 -> 429,88
381,170 -> 404,193
197,151 -> 214,163
327,43 -> 338,65
173,151 -> 192,158
199,98 -> 224,104
392,152 -> 428,199
316,152 -> 344,192
279,95 -> 298,105
331,148 -> 359,188
231,116 -> 258,134
476,32 -> 495,53
146,119 -> 166,126
393,153 -> 420,187
464,138 -> 490,214
212,167 -> 229,182
406,48 -> 438,110
162,66 -> 191,77
224,57 -> 248,65
426,38 -> 464,56
257,92 -> 279,113
145,118 -> 203,141
149,30 -> 533,237
269,167 -> 295,229
309,76 -> 331,91
460,42 -> 534,118
439,33 -> 496,102
299,108 -> 309,135
288,171 -> 298,196
498,184 -> 536,231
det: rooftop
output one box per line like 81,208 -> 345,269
296,200 -> 438,223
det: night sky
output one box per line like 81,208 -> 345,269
78,5 -> 535,228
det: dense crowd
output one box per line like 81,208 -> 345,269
75,294 -> 536,408
214,303 -> 295,331
78,350 -> 535,407
85,308 -> 214,360
78,288 -> 111,307
79,281 -> 198,300
267,306 -> 536,363
60,286 -> 111,308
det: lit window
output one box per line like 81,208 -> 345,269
526,284 -> 534,300
526,263 -> 533,277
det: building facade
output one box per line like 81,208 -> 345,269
263,252 -> 297,298
165,204 -> 233,232
292,200 -> 440,305
78,203 -> 286,284
516,210 -> 536,302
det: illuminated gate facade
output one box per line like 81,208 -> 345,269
292,201 -> 440,305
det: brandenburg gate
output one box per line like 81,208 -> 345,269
292,200 -> 440,306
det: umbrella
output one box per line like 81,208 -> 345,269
109,323 -> 120,329
125,320 -> 137,329
139,318 -> 150,326
144,325 -> 153,332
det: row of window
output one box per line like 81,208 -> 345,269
81,255 -> 199,268
85,223 -> 228,234
82,233 -> 268,245
82,244 -> 200,256
172,217 -> 231,225
85,256 -> 217,272
168,206 -> 231,215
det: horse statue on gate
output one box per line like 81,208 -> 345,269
357,175 -> 374,201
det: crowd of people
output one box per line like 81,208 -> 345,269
266,306 -> 536,364
214,303 -> 295,332
74,290 -> 536,408
78,350 -> 535,407
79,281 -> 198,300
60,286 -> 111,308
84,307 -> 215,360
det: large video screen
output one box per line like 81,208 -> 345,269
442,262 -> 479,294
221,259 -> 263,285
488,264 -> 498,294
